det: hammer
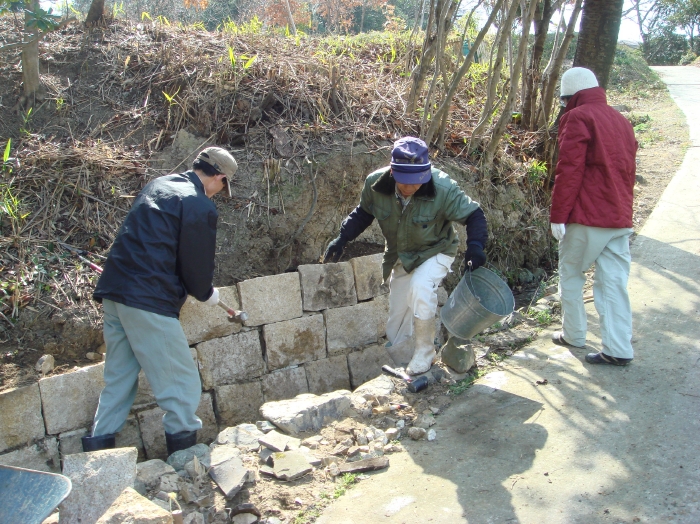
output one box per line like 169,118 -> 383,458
217,300 -> 248,324
381,365 -> 429,393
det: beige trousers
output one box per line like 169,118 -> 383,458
558,224 -> 634,358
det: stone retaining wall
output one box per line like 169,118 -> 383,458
0,253 -> 448,472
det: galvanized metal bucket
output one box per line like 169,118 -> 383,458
440,266 -> 514,340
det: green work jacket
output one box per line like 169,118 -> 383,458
359,167 -> 481,281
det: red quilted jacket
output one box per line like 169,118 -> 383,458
550,87 -> 638,228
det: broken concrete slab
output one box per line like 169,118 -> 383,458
166,443 -> 210,471
258,430 -> 290,452
237,273 -> 303,326
256,421 -> 275,433
39,363 -> 105,435
324,302 -> 383,354
261,366 -> 309,402
260,391 -> 352,436
271,451 -> 313,481
210,443 -> 241,467
180,286 -> 242,345
304,355 -> 351,395
196,331 -> 265,389
215,381 -> 265,428
298,262 -> 358,311
347,344 -> 393,389
95,486 -> 172,524
209,454 -> 249,498
349,254 -> 388,301
263,314 -> 326,371
214,424 -> 265,451
60,447 -> 138,524
0,383 -> 45,453
136,459 -> 177,491
337,456 -> 389,474
0,436 -> 59,472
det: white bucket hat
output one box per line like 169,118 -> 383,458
560,67 -> 599,97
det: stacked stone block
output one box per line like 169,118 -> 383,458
0,252 -> 449,470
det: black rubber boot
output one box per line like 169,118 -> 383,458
81,433 -> 116,452
165,430 -> 197,456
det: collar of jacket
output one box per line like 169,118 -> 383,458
370,167 -> 436,199
564,86 -> 608,114
184,170 -> 206,193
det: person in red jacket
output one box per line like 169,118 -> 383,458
550,67 -> 637,366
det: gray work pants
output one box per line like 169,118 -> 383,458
91,299 -> 202,436
558,224 -> 634,359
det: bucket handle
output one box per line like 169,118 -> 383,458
465,261 -> 481,303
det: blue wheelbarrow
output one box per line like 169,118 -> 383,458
0,465 -> 72,524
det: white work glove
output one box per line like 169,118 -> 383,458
551,223 -> 566,241
203,287 -> 220,306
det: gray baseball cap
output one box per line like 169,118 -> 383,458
196,147 -> 237,198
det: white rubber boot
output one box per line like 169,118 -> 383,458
406,318 -> 436,375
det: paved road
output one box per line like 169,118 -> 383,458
318,67 -> 700,524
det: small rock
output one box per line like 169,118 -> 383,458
340,437 -> 354,447
301,435 -> 322,449
327,463 -> 340,477
285,436 -> 302,450
427,429 -> 437,441
85,352 -> 99,361
35,354 -> 55,374
232,514 -> 258,524
385,428 -> 399,441
259,447 -> 274,465
408,427 -> 427,440
356,433 -> 368,445
321,456 -> 339,467
332,443 -> 350,455
347,446 -> 360,457
183,513 -> 206,524
167,443 -> 210,471
137,459 -> 177,490
215,424 -> 265,451
358,445 -> 370,452
395,420 -> 405,429
258,430 -> 290,452
259,465 -> 275,477
414,414 -> 436,429
353,375 -> 395,398
209,455 -> 249,498
256,421 -> 276,433
429,407 -> 440,415
158,473 -> 180,493
271,451 -> 313,481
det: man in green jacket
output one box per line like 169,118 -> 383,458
324,137 -> 488,374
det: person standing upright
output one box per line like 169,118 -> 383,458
550,67 -> 638,366
82,147 -> 237,454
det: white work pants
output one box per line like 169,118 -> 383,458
558,224 -> 634,358
386,253 -> 454,345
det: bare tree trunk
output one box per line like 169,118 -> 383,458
539,0 -> 583,126
522,0 -> 560,130
573,0 -> 623,88
284,0 -> 297,35
22,0 -> 42,102
360,2 -> 366,33
467,0 -> 519,152
483,0 -> 538,167
424,0 -> 505,145
85,0 -> 105,26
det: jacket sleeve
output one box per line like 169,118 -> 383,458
465,207 -> 488,248
550,112 -> 591,224
178,199 -> 218,302
339,205 -> 375,241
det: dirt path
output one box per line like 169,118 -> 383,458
317,68 -> 700,523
